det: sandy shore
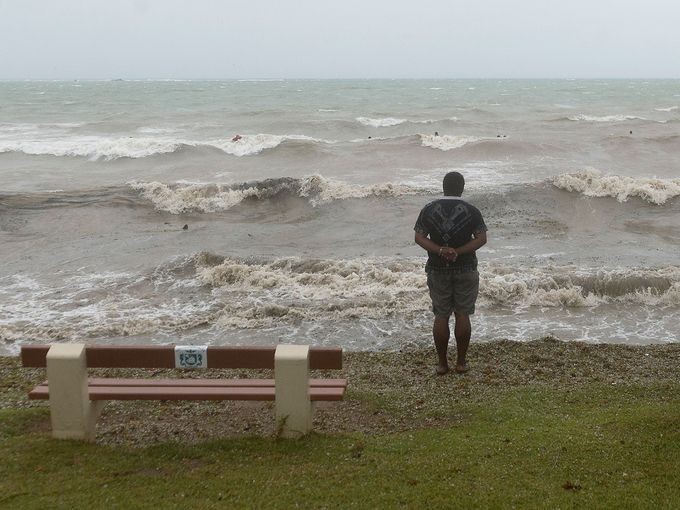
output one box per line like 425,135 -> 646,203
2,337 -> 678,447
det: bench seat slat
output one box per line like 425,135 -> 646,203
33,378 -> 347,388
28,384 -> 346,402
90,378 -> 346,388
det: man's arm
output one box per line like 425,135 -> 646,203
454,231 -> 487,255
414,232 -> 457,261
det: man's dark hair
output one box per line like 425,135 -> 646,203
443,171 -> 465,196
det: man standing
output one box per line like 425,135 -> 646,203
414,172 -> 487,375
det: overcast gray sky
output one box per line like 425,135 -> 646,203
1,0 -> 678,79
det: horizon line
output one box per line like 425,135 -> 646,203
1,77 -> 680,82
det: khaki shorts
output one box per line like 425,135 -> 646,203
427,270 -> 479,317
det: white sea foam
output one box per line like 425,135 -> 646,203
356,117 -> 407,127
0,269 -> 220,343
654,106 -> 678,112
420,134 -> 486,151
567,114 -> 646,122
129,175 -> 427,213
552,169 -> 680,205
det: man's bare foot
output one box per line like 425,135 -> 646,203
436,364 -> 449,375
454,362 -> 469,374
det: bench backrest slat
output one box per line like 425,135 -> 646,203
20,344 -> 342,370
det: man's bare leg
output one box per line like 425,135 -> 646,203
453,312 -> 471,372
433,315 -> 450,374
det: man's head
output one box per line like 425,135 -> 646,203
443,171 -> 465,196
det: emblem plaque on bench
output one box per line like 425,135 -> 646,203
174,346 -> 208,369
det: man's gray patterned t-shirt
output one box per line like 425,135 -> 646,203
414,197 -> 487,272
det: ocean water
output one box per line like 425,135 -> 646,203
1,79 -> 679,354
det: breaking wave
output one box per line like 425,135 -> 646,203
356,116 -> 459,127
481,265 -> 680,309
421,134 -> 483,150
566,114 -> 647,122
0,137 -> 184,159
143,256 -> 680,336
551,169 -> 680,205
197,257 -> 680,314
209,134 -> 331,157
420,134 -> 497,151
2,255 -> 678,343
129,175 -> 428,213
356,117 -> 407,127
183,256 -> 680,329
0,133 -> 331,160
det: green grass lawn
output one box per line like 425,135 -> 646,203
1,383 -> 678,509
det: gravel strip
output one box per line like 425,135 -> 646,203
2,337 -> 678,447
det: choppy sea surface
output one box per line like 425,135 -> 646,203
1,79 -> 679,354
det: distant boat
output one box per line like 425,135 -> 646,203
111,78 -> 124,82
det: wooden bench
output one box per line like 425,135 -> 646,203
21,343 -> 346,441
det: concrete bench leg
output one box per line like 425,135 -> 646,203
275,345 -> 311,438
46,344 -> 103,441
